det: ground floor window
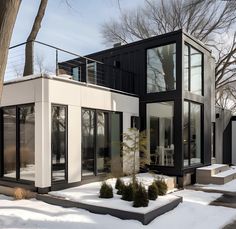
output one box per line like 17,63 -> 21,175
183,101 -> 202,166
147,102 -> 174,166
1,104 -> 35,181
82,108 -> 122,176
51,105 -> 67,182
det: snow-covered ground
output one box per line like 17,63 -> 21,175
0,190 -> 235,229
196,178 -> 236,192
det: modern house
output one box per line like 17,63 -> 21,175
0,29 -> 215,193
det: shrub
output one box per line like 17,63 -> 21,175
155,179 -> 168,196
133,184 -> 149,207
148,182 -> 158,200
99,182 -> 113,199
121,183 -> 134,201
115,178 -> 124,190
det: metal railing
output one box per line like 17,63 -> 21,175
5,41 -> 135,94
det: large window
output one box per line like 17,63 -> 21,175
19,105 -> 35,181
72,66 -> 81,81
147,102 -> 174,166
51,105 -> 67,182
3,107 -> 16,178
87,62 -> 97,84
147,43 -> 176,93
82,108 -> 122,176
1,104 -> 35,181
184,44 -> 203,95
183,101 -> 202,166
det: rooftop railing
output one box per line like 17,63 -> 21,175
5,41 -> 135,94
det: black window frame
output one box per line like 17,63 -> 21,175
81,107 -> 123,178
184,43 -> 204,96
51,103 -> 68,184
0,103 -> 35,185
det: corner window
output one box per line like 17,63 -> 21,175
147,43 -> 176,93
184,44 -> 203,95
183,101 -> 202,166
147,102 -> 174,166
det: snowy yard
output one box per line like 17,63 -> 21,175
0,189 -> 236,229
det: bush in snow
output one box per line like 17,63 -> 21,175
133,183 -> 149,207
155,179 -> 168,196
115,178 -> 124,190
99,182 -> 113,199
121,183 -> 134,201
148,182 -> 158,200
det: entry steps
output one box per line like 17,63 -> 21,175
196,164 -> 236,185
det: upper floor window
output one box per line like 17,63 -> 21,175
147,43 -> 176,93
87,62 -> 97,84
72,66 -> 81,81
184,44 -> 203,95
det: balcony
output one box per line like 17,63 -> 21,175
5,41 -> 135,94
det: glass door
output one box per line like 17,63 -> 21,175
51,105 -> 67,182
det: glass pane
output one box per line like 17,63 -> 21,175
96,112 -> 110,174
87,62 -> 97,84
190,47 -> 202,95
51,106 -> 67,181
82,109 -> 95,176
183,102 -> 189,167
3,108 -> 16,178
147,43 -> 176,93
184,45 -> 189,91
72,67 -> 80,81
19,105 -> 35,181
190,103 -> 201,165
147,102 -> 174,166
110,113 -> 122,175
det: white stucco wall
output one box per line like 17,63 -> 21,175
1,76 -> 139,188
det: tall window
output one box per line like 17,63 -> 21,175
82,109 -> 122,176
51,105 -> 67,182
147,43 -> 176,93
147,102 -> 174,166
1,105 -> 35,181
184,44 -> 203,95
19,105 -> 35,181
3,107 -> 16,178
183,101 -> 202,166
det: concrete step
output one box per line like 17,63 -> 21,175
211,169 -> 236,185
196,164 -> 231,185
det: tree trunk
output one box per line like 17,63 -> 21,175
0,0 -> 21,102
23,0 -> 48,76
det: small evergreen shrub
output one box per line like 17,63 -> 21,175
115,178 -> 124,190
121,183 -> 134,201
133,184 -> 149,207
99,182 -> 113,199
155,179 -> 168,196
148,182 -> 158,200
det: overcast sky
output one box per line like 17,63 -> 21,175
11,0 -> 145,55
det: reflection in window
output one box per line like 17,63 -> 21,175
72,66 -> 81,81
51,105 -> 67,181
87,62 -> 97,84
82,109 -> 95,176
3,108 -> 16,178
184,44 -> 202,95
147,43 -> 176,93
19,105 -> 35,181
183,101 -> 201,166
147,102 -> 174,166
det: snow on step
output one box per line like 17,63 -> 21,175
197,164 -> 228,170
212,169 -> 236,178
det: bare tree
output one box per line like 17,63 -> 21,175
101,0 -> 236,97
0,0 -> 21,100
23,0 -> 48,76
